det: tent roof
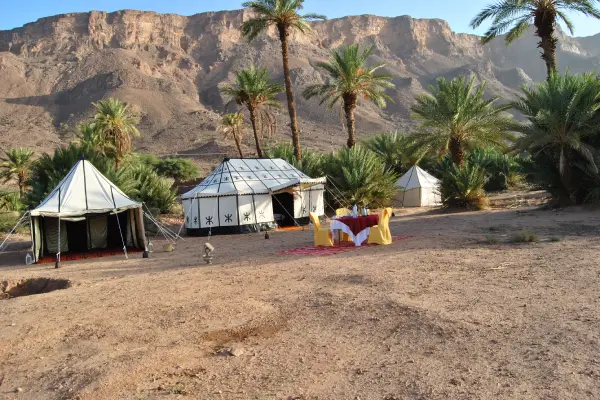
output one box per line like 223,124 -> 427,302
181,158 -> 326,199
396,165 -> 440,190
30,159 -> 141,217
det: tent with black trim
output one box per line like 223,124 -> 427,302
395,165 -> 441,207
29,159 -> 147,263
181,158 -> 326,235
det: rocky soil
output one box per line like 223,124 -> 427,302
1,207 -> 600,399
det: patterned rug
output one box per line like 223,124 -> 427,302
277,236 -> 412,256
37,248 -> 143,264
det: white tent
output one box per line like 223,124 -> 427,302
29,159 -> 146,264
181,158 -> 326,235
395,165 -> 441,207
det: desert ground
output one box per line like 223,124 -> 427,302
1,205 -> 600,399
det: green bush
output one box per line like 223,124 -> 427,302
0,212 -> 26,234
439,162 -> 488,210
0,192 -> 24,212
127,164 -> 177,214
468,148 -> 527,192
324,146 -> 398,208
265,144 -> 326,177
510,230 -> 538,243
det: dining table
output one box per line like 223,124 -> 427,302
329,214 -> 380,247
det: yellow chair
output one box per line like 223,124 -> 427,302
334,208 -> 352,242
368,207 -> 393,245
335,208 -> 350,216
309,212 -> 333,247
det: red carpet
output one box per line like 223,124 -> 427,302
278,236 -> 412,256
37,248 -> 142,264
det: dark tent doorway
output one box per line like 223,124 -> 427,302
272,193 -> 295,227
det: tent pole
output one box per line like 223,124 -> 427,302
110,186 -> 128,260
55,187 -> 61,268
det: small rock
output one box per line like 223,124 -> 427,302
15,387 -> 23,393
231,347 -> 244,357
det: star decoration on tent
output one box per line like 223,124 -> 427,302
186,216 -> 189,223
205,216 -> 213,225
224,214 -> 232,223
224,177 -> 229,181
259,210 -> 265,220
302,206 -> 306,215
312,206 -> 317,212
243,212 -> 251,221
193,216 -> 198,224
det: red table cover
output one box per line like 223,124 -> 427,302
336,215 -> 379,236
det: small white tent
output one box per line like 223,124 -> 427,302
181,158 -> 326,235
395,165 -> 441,207
29,159 -> 146,264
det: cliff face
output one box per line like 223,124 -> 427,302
1,10 -> 598,156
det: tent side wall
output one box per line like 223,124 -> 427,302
31,208 -> 145,263
184,194 -> 275,236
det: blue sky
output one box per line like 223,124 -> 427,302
2,0 -> 600,37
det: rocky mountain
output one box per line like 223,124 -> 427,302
1,9 -> 599,160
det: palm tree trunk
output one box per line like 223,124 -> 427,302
558,146 -> 574,206
343,94 -> 358,148
18,174 -> 24,200
248,106 -> 264,158
534,14 -> 558,79
449,136 -> 465,165
278,24 -> 302,162
233,129 -> 244,158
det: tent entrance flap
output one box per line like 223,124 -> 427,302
67,220 -> 88,253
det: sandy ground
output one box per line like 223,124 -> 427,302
1,206 -> 600,399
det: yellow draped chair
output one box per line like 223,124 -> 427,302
309,212 -> 333,247
335,208 -> 352,242
368,207 -> 393,245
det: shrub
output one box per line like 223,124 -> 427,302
324,146 -> 398,208
127,164 -> 177,214
468,147 -> 527,192
483,234 -> 500,244
510,230 -> 538,243
0,212 -> 26,234
0,192 -> 24,212
265,144 -> 326,177
439,162 -> 488,210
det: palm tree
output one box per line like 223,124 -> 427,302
470,0 -> 600,79
93,98 -> 140,169
221,113 -> 247,158
241,0 -> 326,161
74,122 -> 112,156
363,132 -> 429,174
513,72 -> 600,204
221,66 -> 283,158
409,76 -> 516,165
303,44 -> 395,148
0,148 -> 35,199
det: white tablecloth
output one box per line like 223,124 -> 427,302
330,220 -> 371,247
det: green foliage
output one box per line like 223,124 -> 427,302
409,76 -> 515,165
483,235 -> 500,244
466,147 -> 527,192
0,212 -> 26,234
74,122 -> 113,156
265,144 -> 325,177
220,112 -> 246,158
439,162 -> 488,210
241,0 -> 326,41
155,158 -> 200,184
93,98 -> 140,168
513,72 -> 600,204
221,66 -> 283,156
0,147 -> 35,198
363,132 -> 433,175
470,0 -> 600,45
510,230 -> 539,243
324,146 -> 398,208
127,163 -> 177,214
0,192 -> 24,212
303,44 -> 395,147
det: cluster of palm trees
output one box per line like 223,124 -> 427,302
222,0 -> 600,163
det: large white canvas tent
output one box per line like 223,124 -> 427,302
29,159 -> 146,264
181,158 -> 326,235
395,165 -> 442,207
